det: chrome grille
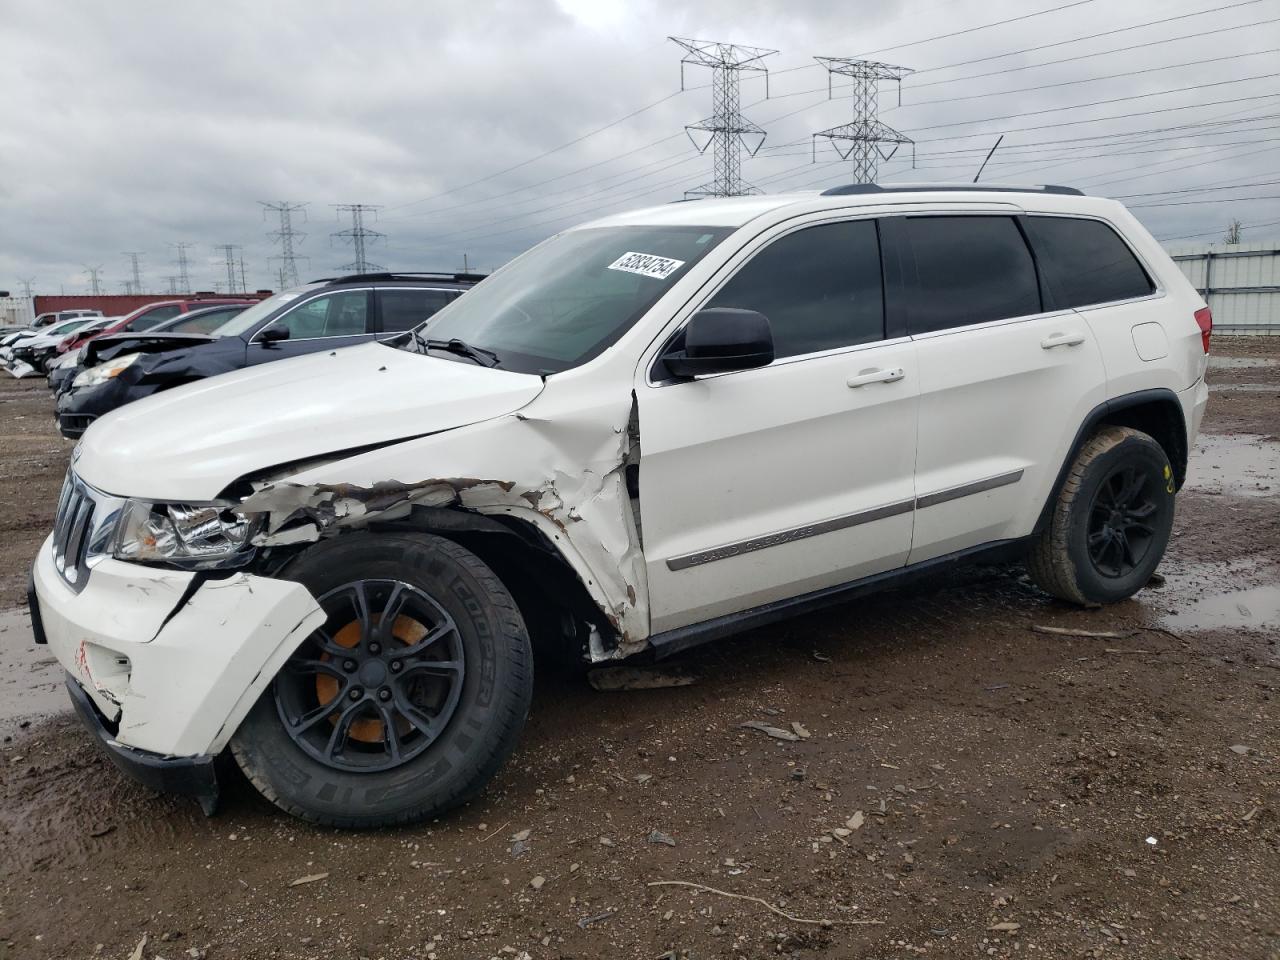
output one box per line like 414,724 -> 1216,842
51,472 -> 123,591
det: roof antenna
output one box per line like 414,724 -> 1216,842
973,135 -> 1004,183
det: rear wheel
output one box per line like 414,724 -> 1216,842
231,532 -> 532,828
1027,425 -> 1176,605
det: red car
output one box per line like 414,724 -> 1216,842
58,297 -> 262,355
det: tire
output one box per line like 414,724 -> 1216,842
231,532 -> 533,828
1027,425 -> 1176,605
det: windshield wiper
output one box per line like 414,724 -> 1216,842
419,336 -> 500,367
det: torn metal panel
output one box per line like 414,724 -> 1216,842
239,390 -> 652,653
5,359 -> 38,378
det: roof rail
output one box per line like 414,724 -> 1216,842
820,183 -> 1084,197
321,271 -> 488,285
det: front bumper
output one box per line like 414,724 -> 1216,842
66,671 -> 220,815
31,534 -> 325,759
55,378 -> 144,437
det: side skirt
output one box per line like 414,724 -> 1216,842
647,537 -> 1033,660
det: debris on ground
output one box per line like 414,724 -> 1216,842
587,666 -> 697,691
1031,625 -> 1136,639
647,830 -> 677,846
738,720 -> 801,742
647,879 -> 883,926
288,872 -> 329,887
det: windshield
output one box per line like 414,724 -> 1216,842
401,225 -> 731,374
211,285 -> 324,337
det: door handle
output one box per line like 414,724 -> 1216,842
846,367 -> 905,388
1041,331 -> 1086,349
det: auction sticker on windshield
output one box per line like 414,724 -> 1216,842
607,251 -> 686,280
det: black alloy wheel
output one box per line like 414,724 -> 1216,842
273,579 -> 465,772
1085,463 -> 1162,578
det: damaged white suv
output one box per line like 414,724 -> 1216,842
30,184 -> 1210,826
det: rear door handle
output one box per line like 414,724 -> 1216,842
847,367 -> 905,388
1041,331 -> 1086,349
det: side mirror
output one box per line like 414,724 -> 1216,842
259,321 -> 290,345
662,308 -> 774,379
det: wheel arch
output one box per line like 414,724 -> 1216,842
1035,387 -> 1188,534
365,506 -> 616,664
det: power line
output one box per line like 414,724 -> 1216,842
215,244 -> 243,294
906,0 -> 1265,75
671,37 -> 777,197
383,89 -> 686,213
331,204 -> 385,273
1128,194 -> 1280,209
82,264 -> 103,296
853,0 -> 1102,57
169,242 -> 194,293
906,13 -> 1280,90
261,201 -> 309,289
1157,216 -> 1280,242
812,58 -> 914,183
121,251 -> 144,295
888,48 -> 1279,111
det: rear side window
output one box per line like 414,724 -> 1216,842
706,219 -> 884,358
1023,216 -> 1154,309
378,289 -> 461,332
130,305 -> 183,330
904,216 -> 1041,334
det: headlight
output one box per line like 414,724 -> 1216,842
114,500 -> 262,569
73,353 -> 141,389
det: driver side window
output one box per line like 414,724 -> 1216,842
275,290 -> 369,338
706,219 -> 885,359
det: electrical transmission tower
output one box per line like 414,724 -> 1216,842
122,251 -> 144,295
169,242 -> 194,293
670,37 -> 777,198
165,276 -> 181,295
18,277 -> 35,301
332,204 -> 385,273
215,244 -> 243,294
261,201 -> 309,288
812,57 -> 914,184
82,265 -> 104,295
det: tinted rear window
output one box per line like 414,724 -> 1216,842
1023,216 -> 1154,309
904,216 -> 1041,334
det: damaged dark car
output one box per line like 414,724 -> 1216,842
55,273 -> 482,438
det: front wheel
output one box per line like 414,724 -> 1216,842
231,532 -> 533,828
1027,425 -> 1176,605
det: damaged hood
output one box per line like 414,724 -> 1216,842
74,342 -> 546,501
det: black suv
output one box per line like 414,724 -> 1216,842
55,272 -> 484,438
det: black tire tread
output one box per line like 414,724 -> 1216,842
230,533 -> 532,829
1027,425 -> 1152,605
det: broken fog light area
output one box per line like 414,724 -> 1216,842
114,500 -> 262,569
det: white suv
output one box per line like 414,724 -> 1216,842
30,184 -> 1210,825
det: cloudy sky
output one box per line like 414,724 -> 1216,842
1,0 -> 1277,295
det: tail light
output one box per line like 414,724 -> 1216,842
1194,306 -> 1212,354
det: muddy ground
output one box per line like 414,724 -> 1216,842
0,340 -> 1277,960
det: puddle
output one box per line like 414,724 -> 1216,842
0,607 -> 68,734
1208,356 -> 1279,370
1162,583 -> 1280,633
1210,383 -> 1280,393
1184,433 -> 1280,498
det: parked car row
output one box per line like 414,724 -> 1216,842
26,186 -> 1211,829
35,273 -> 481,436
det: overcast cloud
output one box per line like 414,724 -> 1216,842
1,0 -> 1276,294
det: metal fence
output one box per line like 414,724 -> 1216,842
1163,240 -> 1280,335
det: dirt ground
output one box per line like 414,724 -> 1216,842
0,340 -> 1277,960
